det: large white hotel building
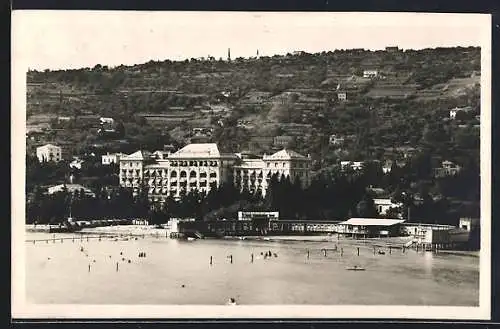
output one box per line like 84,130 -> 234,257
119,143 -> 311,202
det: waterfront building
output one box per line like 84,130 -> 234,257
233,149 -> 312,197
36,143 -> 62,163
459,217 -> 480,231
237,211 -> 279,221
337,218 -> 405,238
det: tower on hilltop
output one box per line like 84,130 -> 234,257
228,48 -> 231,61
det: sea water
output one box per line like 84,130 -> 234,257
24,232 -> 479,305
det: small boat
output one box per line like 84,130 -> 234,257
226,298 -> 237,305
346,265 -> 365,271
378,250 -> 386,255
186,237 -> 196,241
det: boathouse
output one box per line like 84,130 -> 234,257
337,218 -> 405,238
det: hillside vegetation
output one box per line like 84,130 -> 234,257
27,47 -> 480,169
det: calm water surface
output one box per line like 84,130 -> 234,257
25,232 -> 479,305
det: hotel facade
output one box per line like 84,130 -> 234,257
119,143 -> 312,202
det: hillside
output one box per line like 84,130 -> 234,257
26,46 -> 481,171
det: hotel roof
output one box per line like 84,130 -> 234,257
339,218 -> 405,226
169,143 -> 221,158
265,148 -> 308,160
37,143 -> 60,149
121,150 -> 150,161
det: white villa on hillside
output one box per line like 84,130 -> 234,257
102,152 -> 125,165
36,144 -> 62,163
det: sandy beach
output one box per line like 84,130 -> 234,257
78,225 -> 169,237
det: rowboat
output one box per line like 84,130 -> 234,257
346,265 -> 365,271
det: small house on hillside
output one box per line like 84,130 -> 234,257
373,198 -> 403,217
340,161 -> 364,171
433,160 -> 462,177
36,144 -> 62,163
449,106 -> 473,120
337,92 -> 347,102
100,117 -> 114,125
363,69 -> 379,78
329,134 -> 346,146
273,135 -> 295,148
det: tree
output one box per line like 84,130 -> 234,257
356,193 -> 378,217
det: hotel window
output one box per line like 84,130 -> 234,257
199,161 -> 203,166
275,163 -> 278,168
170,171 -> 177,178
180,171 -> 187,178
190,171 -> 197,178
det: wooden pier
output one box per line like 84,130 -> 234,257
25,233 -> 149,244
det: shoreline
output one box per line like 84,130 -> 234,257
25,225 -> 479,256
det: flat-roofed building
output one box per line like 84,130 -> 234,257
338,218 -> 405,238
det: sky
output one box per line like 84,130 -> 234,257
12,11 -> 490,71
